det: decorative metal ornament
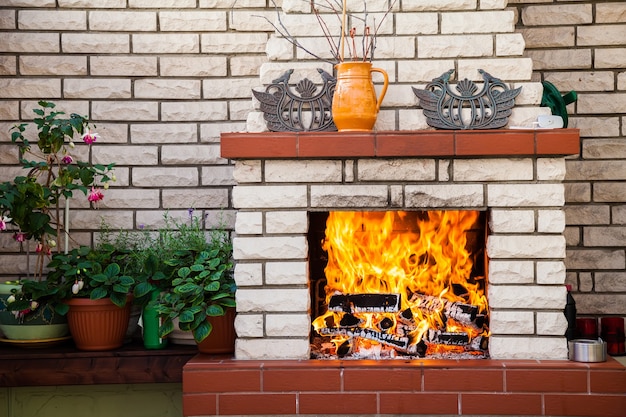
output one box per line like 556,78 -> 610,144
412,69 -> 522,130
252,69 -> 337,132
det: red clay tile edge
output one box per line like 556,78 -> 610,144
220,129 -> 580,159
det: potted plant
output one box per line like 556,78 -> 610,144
152,226 -> 236,354
0,101 -> 115,341
46,245 -> 135,350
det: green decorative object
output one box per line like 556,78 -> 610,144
541,81 -> 577,128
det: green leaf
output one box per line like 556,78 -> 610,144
90,287 -> 107,300
193,320 -> 212,343
206,304 -> 224,317
204,281 -> 220,292
110,292 -> 127,308
158,318 -> 175,338
179,309 -> 195,323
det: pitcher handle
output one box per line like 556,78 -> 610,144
371,67 -> 389,111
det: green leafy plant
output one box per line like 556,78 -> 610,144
0,101 -> 115,279
46,245 -> 135,312
153,229 -> 235,343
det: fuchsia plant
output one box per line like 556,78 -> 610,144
0,101 -> 115,279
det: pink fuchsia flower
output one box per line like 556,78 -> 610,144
61,155 -> 73,164
0,215 -> 11,231
87,186 -> 104,203
82,129 -> 99,144
13,232 -> 26,242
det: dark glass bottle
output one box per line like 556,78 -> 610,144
564,284 -> 577,341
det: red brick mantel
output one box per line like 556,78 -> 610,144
220,128 -> 580,159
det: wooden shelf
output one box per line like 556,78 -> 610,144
0,339 -> 200,387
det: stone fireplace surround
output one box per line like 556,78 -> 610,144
182,129 -> 626,417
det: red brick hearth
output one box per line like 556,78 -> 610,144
183,356 -> 626,416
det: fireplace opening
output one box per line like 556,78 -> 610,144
308,210 -> 489,360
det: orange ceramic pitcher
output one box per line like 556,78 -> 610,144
331,62 -> 389,131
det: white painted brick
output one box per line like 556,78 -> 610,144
159,11 -> 226,32
229,100 -> 253,121
134,79 -> 201,99
232,55 -> 270,76
96,188 -> 160,209
199,0 -> 267,7
537,261 -> 566,285
496,33 -> 525,56
357,159 -> 436,182
130,123 -> 197,144
246,111 -> 268,132
281,0 -> 311,13
489,209 -> 535,233
201,122 -> 246,142
161,101 -> 228,122
233,161 -> 262,183
418,35 -> 493,59
265,261 -> 308,285
538,210 -> 566,233
370,36 -> 416,59
489,260 -> 535,284
265,160 -> 342,183
488,184 -> 564,207
234,262 -> 263,286
236,288 -> 309,312
0,33 -> 59,53
90,56 -> 157,76
230,10 -> 275,32
234,314 -> 264,337
132,167 -> 199,187
480,0 -> 507,10
93,145 -> 157,166
19,56 -> 86,76
453,159 -> 533,181
405,184 -> 484,208
489,285 -> 565,309
201,166 -> 235,186
512,82 -> 543,106
162,188 -> 229,209
18,10 -> 85,31
403,0 -> 476,11
161,144 -> 223,165
489,336 -> 567,360
0,11 -> 16,29
133,34 -> 198,53
233,185 -> 308,209
260,62 -> 334,85
235,338 -> 309,360
266,314 -> 310,337
266,35 -> 295,61
537,158 -> 567,181
129,0 -> 195,7
489,311 -> 535,334
345,160 -> 355,182
233,236 -> 307,260
0,78 -> 60,98
201,33 -> 268,54
536,312 -> 568,336
397,59 -> 456,83
398,109 -> 429,130
487,235 -> 566,259
457,58 -> 534,81
396,13 -> 438,35
235,211 -> 263,235
160,56 -> 227,77
62,33 -> 129,53
206,77 -> 259,99
92,101 -> 158,121
89,11 -> 156,31
266,211 -> 308,234
64,78 -> 130,99
59,0 -> 124,6
442,11 -> 515,34
310,185 -> 389,208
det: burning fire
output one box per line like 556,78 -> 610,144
311,210 -> 489,358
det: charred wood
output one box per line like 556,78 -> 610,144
318,326 -> 410,350
328,293 -> 401,313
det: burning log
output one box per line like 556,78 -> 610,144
424,329 -> 469,346
328,293 -> 401,313
318,326 -> 410,350
410,294 -> 484,328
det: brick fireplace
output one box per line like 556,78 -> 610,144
182,128 -> 626,417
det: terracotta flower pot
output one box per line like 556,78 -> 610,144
64,296 -> 132,351
331,62 -> 389,131
196,307 -> 236,354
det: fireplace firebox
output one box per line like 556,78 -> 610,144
308,210 -> 489,359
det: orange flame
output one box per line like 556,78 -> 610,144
312,210 -> 489,357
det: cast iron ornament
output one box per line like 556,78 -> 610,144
252,68 -> 337,132
413,69 -> 522,130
